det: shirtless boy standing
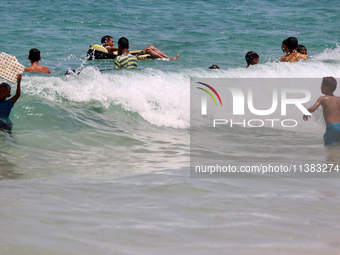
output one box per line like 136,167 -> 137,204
303,77 -> 340,145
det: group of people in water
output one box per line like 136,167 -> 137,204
1,36 -> 340,145
101,35 -> 180,69
102,36 -> 179,69
24,35 -> 181,73
208,36 -> 340,146
22,36 -> 310,73
0,48 -> 50,133
16,36 -> 310,73
101,35 -> 180,61
209,36 -> 309,69
0,36 -> 180,133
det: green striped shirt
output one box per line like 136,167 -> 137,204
114,54 -> 138,69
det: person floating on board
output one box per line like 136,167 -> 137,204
280,37 -> 308,62
303,77 -> 340,145
0,74 -> 22,134
245,51 -> 259,68
114,37 -> 138,69
102,35 -> 180,60
24,48 -> 51,74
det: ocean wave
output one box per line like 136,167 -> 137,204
19,49 -> 340,129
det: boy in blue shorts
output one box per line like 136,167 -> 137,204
0,74 -> 22,134
114,37 -> 138,69
303,77 -> 340,145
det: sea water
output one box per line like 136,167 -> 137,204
1,0 -> 340,254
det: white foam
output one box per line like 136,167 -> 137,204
21,48 -> 340,129
312,45 -> 340,61
23,68 -> 190,128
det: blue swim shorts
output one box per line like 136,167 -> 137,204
324,123 -> 340,145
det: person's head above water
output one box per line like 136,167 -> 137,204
28,48 -> 41,62
101,35 -> 113,46
245,51 -> 259,68
297,44 -> 307,55
208,64 -> 220,69
285,37 -> 298,53
118,37 -> 129,49
281,39 -> 288,54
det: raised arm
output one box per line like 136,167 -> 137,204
303,96 -> 324,121
11,73 -> 21,105
106,46 -> 119,53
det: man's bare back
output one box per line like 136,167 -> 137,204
25,63 -> 51,74
24,48 -> 51,74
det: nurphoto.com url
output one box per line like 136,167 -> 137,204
193,163 -> 340,176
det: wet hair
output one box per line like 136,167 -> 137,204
322,77 -> 337,92
101,35 -> 112,45
208,64 -> 220,69
286,37 -> 298,52
118,37 -> 129,49
29,48 -> 41,62
0,82 -> 11,93
245,51 -> 259,65
297,44 -> 307,54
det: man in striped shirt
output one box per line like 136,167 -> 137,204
114,37 -> 138,69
